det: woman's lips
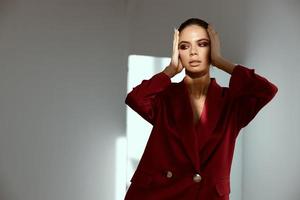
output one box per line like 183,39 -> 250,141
189,60 -> 201,66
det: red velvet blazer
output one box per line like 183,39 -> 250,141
124,65 -> 278,200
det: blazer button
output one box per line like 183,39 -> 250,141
193,173 -> 202,183
166,171 -> 173,178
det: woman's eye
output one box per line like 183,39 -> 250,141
198,42 -> 209,47
179,45 -> 188,50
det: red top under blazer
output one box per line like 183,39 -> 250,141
124,65 -> 278,200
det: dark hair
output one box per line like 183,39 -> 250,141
178,18 -> 209,32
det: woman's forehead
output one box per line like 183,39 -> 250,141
179,25 -> 209,41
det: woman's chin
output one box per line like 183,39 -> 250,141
185,66 -> 209,74
185,68 -> 209,78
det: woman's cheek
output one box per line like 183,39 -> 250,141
203,49 -> 210,63
179,52 -> 187,64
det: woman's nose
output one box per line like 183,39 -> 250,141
190,46 -> 198,55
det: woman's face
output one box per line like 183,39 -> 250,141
178,25 -> 211,74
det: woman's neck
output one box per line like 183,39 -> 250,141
183,71 -> 211,98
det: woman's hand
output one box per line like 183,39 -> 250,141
163,28 -> 184,78
207,24 -> 223,67
207,24 -> 236,74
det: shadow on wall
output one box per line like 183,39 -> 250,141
0,1 -> 17,200
0,0 -> 17,21
0,174 -> 17,200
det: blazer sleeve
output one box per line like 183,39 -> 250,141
229,65 -> 278,128
125,72 -> 172,125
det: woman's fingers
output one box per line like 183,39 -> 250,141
208,24 -> 217,34
173,28 -> 177,53
174,29 -> 179,53
209,27 -> 215,34
171,29 -> 179,64
207,25 -> 219,46
168,28 -> 183,74
172,29 -> 177,59
175,30 -> 183,72
165,28 -> 183,77
207,24 -> 222,66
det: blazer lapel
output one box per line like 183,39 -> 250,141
168,78 -> 225,171
196,78 -> 226,149
172,80 -> 199,170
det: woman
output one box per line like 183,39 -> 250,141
124,18 -> 278,200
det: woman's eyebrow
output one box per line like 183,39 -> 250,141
179,38 -> 209,45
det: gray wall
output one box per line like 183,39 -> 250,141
0,1 -> 127,200
242,0 -> 300,199
0,0 -> 299,200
